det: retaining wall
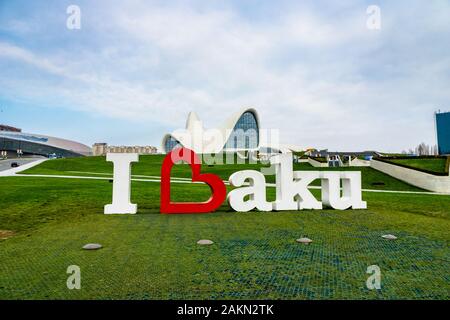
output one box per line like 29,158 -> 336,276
370,159 -> 450,193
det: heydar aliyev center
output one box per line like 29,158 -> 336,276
161,107 -> 303,155
162,107 -> 262,154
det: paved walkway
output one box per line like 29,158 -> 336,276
0,158 -> 48,176
4,165 -> 449,196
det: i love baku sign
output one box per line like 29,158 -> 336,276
104,147 -> 367,214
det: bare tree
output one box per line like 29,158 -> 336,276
431,144 -> 439,155
401,143 -> 438,156
415,142 -> 434,156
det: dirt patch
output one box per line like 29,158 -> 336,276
0,230 -> 15,240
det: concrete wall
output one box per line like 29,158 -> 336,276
308,157 -> 329,167
371,159 -> 450,193
349,158 -> 371,167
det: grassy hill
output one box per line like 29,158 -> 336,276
388,157 -> 449,175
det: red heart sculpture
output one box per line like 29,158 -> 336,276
160,147 -> 226,214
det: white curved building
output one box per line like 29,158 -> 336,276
162,107 -> 260,154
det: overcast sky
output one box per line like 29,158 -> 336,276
0,0 -> 449,152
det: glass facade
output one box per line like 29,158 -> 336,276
0,137 -> 83,158
0,132 -> 48,143
164,136 -> 181,153
224,111 -> 259,150
436,112 -> 450,155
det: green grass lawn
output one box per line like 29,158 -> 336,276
1,156 -> 449,299
22,154 -> 425,192
389,157 -> 449,174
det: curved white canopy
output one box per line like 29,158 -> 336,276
161,107 -> 260,154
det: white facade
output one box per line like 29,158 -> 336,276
161,107 -> 261,154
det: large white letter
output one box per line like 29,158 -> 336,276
272,153 -> 322,210
321,172 -> 367,210
104,153 -> 139,214
342,171 -> 367,209
293,171 -> 323,209
228,170 -> 272,212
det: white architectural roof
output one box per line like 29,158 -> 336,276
162,107 -> 306,154
162,107 -> 260,154
0,131 -> 91,156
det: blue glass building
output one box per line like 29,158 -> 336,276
224,111 -> 259,150
164,136 -> 181,153
436,111 -> 450,155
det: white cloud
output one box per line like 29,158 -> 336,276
0,1 -> 449,151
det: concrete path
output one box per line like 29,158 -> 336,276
0,158 -> 48,176
0,158 -> 45,172
6,168 -> 450,196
